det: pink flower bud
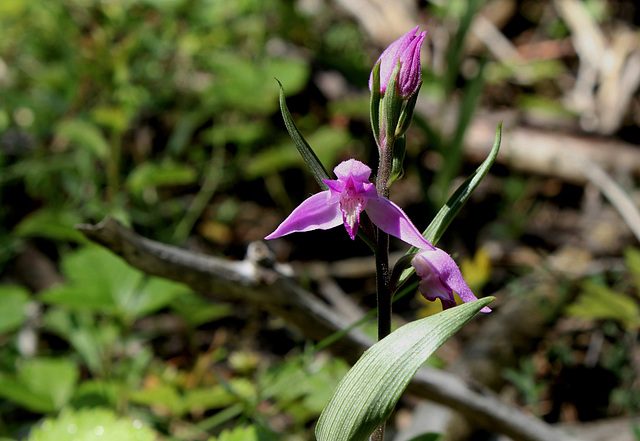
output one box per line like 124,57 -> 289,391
369,26 -> 426,98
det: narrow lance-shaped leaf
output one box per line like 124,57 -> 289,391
396,121 -> 502,288
276,78 -> 331,189
315,297 -> 494,441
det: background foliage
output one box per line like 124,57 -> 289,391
2,0 -> 640,439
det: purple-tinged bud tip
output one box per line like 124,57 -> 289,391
369,26 -> 426,99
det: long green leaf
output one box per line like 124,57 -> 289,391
276,79 -> 331,189
397,121 -> 502,288
315,297 -> 494,441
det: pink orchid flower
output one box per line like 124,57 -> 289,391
412,248 -> 491,313
265,159 -> 431,249
369,26 -> 426,98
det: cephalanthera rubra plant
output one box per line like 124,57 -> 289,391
267,27 -> 501,441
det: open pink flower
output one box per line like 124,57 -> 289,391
265,159 -> 432,249
412,248 -> 491,313
369,26 -> 426,98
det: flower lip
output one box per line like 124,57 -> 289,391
412,248 -> 491,313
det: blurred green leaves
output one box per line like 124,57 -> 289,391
0,0 -> 322,245
566,248 -> 640,331
0,285 -> 30,334
567,281 -> 640,331
40,246 -> 188,322
27,407 -> 159,441
0,358 -> 78,413
209,425 -> 279,441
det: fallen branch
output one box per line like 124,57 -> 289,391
77,217 -> 578,441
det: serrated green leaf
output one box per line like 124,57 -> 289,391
276,79 -> 331,189
315,297 -> 494,441
397,122 -> 502,287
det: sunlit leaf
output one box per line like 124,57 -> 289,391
129,380 -> 249,417
0,285 -> 30,334
0,357 -> 78,413
27,407 -> 158,441
208,425 -> 278,441
566,280 -> 640,330
315,297 -> 494,441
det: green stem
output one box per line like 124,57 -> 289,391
375,229 -> 391,340
371,229 -> 389,441
372,133 -> 395,441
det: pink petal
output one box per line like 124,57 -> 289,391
420,248 -> 491,313
369,26 -> 420,93
413,252 -> 457,309
365,196 -> 434,250
265,191 -> 343,239
334,159 -> 372,182
397,31 -> 426,97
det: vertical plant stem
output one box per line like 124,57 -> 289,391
372,227 -> 390,441
375,229 -> 391,340
372,135 -> 395,441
